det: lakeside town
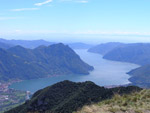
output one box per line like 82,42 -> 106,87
0,81 -> 29,112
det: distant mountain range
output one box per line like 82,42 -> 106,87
0,38 -> 93,49
0,43 -> 93,81
88,42 -> 150,65
68,42 -> 93,49
0,38 -> 54,49
5,80 -> 141,113
103,43 -> 150,65
88,42 -> 124,55
0,41 -> 13,49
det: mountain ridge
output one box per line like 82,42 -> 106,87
88,42 -> 124,55
5,80 -> 141,113
0,43 -> 93,81
103,43 -> 150,65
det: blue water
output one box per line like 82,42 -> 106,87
10,49 -> 139,93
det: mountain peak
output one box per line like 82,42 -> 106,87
0,43 -> 93,81
8,45 -> 27,51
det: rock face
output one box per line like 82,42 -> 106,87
0,43 -> 93,81
5,80 -> 141,113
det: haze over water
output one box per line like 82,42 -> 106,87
10,49 -> 139,93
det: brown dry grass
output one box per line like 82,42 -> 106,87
74,90 -> 150,113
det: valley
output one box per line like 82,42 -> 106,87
9,49 -> 139,93
0,42 -> 149,113
1,0 -> 150,112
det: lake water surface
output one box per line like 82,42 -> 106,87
10,49 -> 139,93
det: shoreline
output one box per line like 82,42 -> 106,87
8,51 -> 140,93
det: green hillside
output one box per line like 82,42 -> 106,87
5,81 -> 141,113
0,43 -> 93,81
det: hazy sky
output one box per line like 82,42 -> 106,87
0,0 -> 150,43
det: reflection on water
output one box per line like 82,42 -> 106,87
10,49 -> 139,93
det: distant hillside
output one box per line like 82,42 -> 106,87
68,43 -> 93,49
127,65 -> 150,88
0,38 -> 93,50
5,81 -> 141,113
103,43 -> 150,65
88,42 -> 124,55
89,43 -> 150,88
0,42 -> 13,49
0,43 -> 93,81
76,89 -> 150,113
0,38 -> 54,49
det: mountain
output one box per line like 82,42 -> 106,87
0,42 -> 13,49
68,43 -> 93,49
0,43 -> 93,81
0,38 -> 93,50
127,65 -> 150,88
0,38 -> 54,49
89,42 -> 150,88
103,43 -> 150,65
5,80 -> 141,113
76,89 -> 149,113
88,42 -> 124,55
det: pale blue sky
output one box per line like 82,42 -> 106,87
0,0 -> 150,43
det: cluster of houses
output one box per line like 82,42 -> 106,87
0,83 -> 9,92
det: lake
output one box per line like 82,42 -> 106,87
9,49 -> 139,93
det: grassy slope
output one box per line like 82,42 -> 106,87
0,44 -> 94,81
75,89 -> 150,113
